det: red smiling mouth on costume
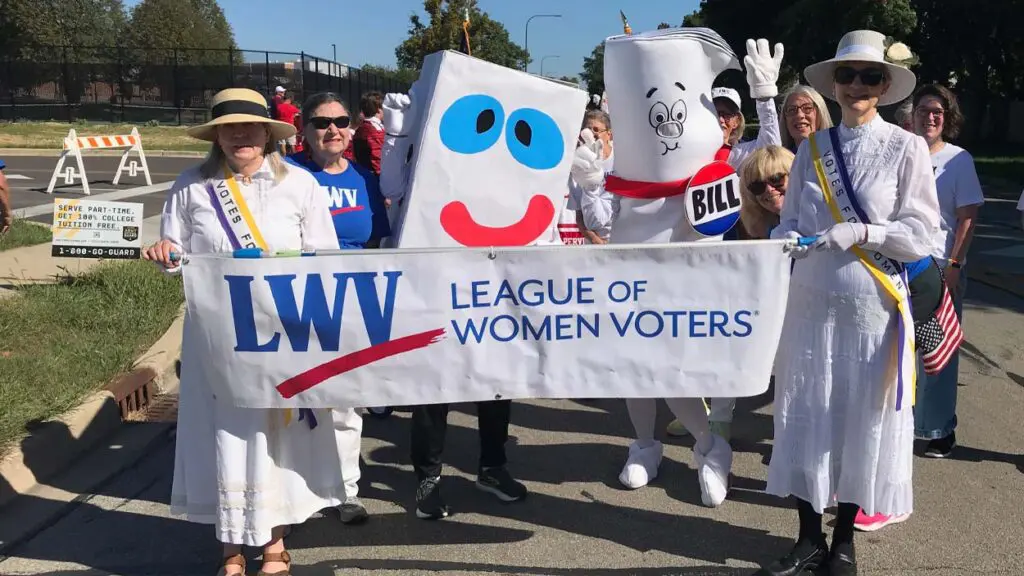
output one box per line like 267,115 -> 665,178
439,195 -> 556,247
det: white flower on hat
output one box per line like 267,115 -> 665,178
886,42 -> 912,62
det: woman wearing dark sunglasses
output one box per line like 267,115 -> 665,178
755,31 -> 940,576
738,145 -> 795,240
285,92 -> 392,528
288,92 -> 391,251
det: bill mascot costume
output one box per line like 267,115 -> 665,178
572,28 -> 785,507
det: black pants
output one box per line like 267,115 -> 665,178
410,400 -> 511,481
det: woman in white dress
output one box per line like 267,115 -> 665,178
756,32 -> 939,576
144,88 -> 347,576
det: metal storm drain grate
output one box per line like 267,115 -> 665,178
106,367 -> 157,420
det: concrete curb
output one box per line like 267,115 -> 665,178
0,307 -> 184,508
0,148 -> 206,158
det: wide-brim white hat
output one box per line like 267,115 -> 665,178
187,88 -> 297,142
803,30 -> 917,107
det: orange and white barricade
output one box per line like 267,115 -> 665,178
46,127 -> 152,195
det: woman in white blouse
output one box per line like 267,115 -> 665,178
144,88 -> 347,576
756,31 -> 940,576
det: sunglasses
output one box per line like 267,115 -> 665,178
833,66 -> 886,86
308,116 -> 351,130
748,173 -> 787,197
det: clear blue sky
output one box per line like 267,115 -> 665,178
125,0 -> 701,78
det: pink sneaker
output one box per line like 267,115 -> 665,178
853,508 -> 910,532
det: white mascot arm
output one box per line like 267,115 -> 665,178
379,86 -> 419,202
731,38 -> 783,166
572,129 -> 617,232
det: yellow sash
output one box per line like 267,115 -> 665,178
809,131 -> 916,409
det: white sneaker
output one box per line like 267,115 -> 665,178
694,434 -> 732,507
618,440 -> 663,489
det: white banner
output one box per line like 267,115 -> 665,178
181,241 -> 793,409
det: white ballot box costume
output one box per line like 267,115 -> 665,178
163,160 -> 360,546
378,50 -> 587,249
571,28 -> 786,507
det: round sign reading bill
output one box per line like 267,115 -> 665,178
684,161 -> 742,237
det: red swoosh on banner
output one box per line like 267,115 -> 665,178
276,328 -> 447,399
331,206 -> 365,215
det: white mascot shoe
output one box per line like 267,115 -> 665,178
695,434 -> 732,507
618,440 -> 664,489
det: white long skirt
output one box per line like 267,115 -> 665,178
170,317 -> 362,547
766,250 -> 914,516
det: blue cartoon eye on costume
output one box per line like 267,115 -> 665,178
439,94 -> 564,170
440,94 -> 504,154
505,108 -> 563,170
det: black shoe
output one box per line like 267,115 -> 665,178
752,537 -> 828,575
476,466 -> 527,502
337,497 -> 369,525
828,541 -> 857,575
923,432 -> 956,458
415,476 -> 450,520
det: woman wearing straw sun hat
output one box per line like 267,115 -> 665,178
144,88 -> 347,576
754,31 -> 940,576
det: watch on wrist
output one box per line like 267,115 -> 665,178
949,258 -> 962,269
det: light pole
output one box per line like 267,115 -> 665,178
524,14 -> 561,72
540,55 -> 560,77
332,44 -> 337,62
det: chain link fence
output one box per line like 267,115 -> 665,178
0,45 -> 410,124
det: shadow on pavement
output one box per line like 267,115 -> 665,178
948,444 -> 1024,475
293,559 -> 756,575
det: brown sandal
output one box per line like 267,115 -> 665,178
218,553 -> 245,576
256,550 -> 291,576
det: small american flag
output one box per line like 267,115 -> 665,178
919,282 -> 963,375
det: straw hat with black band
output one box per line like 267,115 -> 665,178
187,88 -> 297,142
803,30 -> 918,107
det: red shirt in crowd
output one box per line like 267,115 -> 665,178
352,117 -> 385,175
274,101 -> 300,125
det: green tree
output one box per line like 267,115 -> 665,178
359,64 -> 420,87
558,75 -> 579,85
127,0 -> 240,65
911,0 -> 1024,144
682,0 -> 917,92
580,42 -> 605,96
395,0 -> 529,71
2,0 -> 127,57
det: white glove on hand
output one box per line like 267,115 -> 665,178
382,93 -> 413,136
779,231 -> 810,260
812,222 -> 867,252
571,129 -> 605,191
744,38 -> 784,100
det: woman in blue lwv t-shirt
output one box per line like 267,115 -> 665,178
287,94 -> 390,249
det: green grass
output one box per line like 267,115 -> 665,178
975,155 -> 1024,187
0,121 -> 209,152
0,260 -> 183,452
0,219 -> 52,252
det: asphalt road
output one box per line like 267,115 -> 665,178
2,155 -> 197,224
0,161 -> 1021,576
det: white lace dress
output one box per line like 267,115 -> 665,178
164,159 -> 361,546
767,114 -> 940,515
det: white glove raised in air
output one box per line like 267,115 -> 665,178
744,38 -> 784,100
382,84 -> 417,136
571,129 -> 605,191
812,222 -> 867,252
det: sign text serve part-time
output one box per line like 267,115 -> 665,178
51,199 -> 144,259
